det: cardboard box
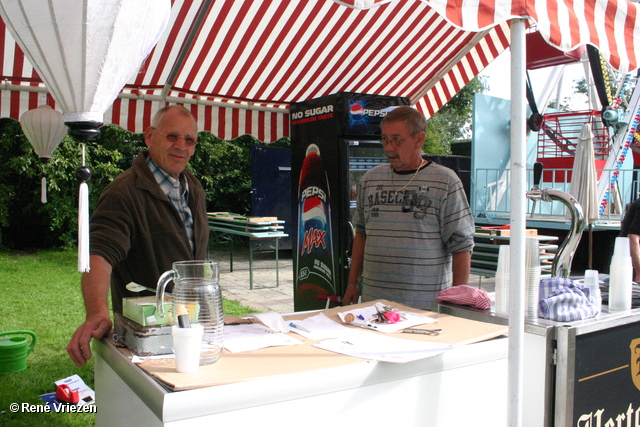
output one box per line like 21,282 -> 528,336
123,295 -> 172,326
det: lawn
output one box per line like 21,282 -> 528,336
0,249 -> 258,427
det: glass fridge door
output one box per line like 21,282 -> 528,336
347,140 -> 387,215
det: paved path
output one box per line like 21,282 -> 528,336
210,248 -> 295,314
212,247 -> 494,314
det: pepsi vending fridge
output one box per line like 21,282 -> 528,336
291,92 -> 410,311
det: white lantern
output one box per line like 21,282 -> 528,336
0,0 -> 170,271
20,105 -> 67,204
0,0 -> 170,126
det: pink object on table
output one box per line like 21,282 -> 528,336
436,285 -> 491,310
383,310 -> 401,324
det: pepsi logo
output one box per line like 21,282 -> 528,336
350,104 -> 364,120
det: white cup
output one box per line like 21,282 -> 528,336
172,324 -> 203,373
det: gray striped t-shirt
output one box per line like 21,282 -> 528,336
352,161 -> 474,310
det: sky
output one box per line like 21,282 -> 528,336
479,50 -> 591,111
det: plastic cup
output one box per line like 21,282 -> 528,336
584,269 -> 601,314
614,237 -> 631,257
495,245 -> 510,318
172,324 -> 203,373
525,238 -> 541,319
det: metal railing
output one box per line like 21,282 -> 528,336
537,111 -> 610,160
472,167 -> 639,222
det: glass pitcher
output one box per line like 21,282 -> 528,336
156,260 -> 224,365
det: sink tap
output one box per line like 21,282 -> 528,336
525,162 -> 585,278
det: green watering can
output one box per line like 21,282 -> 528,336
0,330 -> 36,375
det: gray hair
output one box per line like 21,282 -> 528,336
381,106 -> 427,135
151,105 -> 195,128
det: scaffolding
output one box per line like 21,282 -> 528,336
537,110 -> 610,160
536,110 -> 610,182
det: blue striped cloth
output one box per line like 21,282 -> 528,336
538,278 -> 598,322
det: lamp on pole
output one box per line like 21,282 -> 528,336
0,0 -> 171,271
20,105 -> 67,204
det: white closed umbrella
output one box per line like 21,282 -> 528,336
0,0 -> 171,271
569,123 -> 599,268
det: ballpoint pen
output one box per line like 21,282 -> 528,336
402,328 -> 442,335
289,322 -> 312,333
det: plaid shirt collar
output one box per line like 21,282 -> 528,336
146,154 -> 195,252
146,155 -> 189,198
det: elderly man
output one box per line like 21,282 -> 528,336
342,106 -> 474,309
67,105 -> 209,366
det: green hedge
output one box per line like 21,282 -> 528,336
0,119 -> 289,250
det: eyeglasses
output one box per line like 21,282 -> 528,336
153,128 -> 197,146
380,135 -> 406,147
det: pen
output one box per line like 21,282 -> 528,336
289,322 -> 312,333
402,328 -> 442,335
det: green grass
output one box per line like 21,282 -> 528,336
0,249 -> 259,427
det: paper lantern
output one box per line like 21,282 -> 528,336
0,0 -> 170,126
0,0 -> 171,271
20,105 -> 67,203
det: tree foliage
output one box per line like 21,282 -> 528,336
572,68 -> 636,110
423,76 -> 488,154
0,119 -> 289,250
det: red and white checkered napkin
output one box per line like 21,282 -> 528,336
436,285 -> 491,310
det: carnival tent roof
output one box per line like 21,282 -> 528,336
0,0 -> 637,143
0,0 -> 510,142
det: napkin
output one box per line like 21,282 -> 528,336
436,285 -> 491,310
538,278 -> 598,321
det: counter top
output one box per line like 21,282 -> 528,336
435,301 -> 640,337
108,300 -> 508,392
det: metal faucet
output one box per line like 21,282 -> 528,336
525,162 -> 585,278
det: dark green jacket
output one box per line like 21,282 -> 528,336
90,151 -> 209,313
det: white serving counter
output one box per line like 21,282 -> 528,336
436,302 -> 640,427
94,301 -> 509,427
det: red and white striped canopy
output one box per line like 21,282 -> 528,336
0,0 -> 637,142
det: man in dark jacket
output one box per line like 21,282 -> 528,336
67,105 -> 209,366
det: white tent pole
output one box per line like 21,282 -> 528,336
508,18 -> 527,427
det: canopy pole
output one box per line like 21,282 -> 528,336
508,18 -> 527,427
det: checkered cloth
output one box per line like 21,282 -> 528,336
538,278 -> 598,322
436,285 -> 491,310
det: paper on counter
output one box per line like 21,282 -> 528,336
338,302 -> 437,333
314,334 -> 453,363
246,312 -> 290,333
224,324 -> 303,353
131,353 -> 174,364
287,312 -> 360,341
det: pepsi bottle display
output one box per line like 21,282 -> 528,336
295,144 -> 336,311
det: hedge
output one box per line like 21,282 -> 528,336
0,119 -> 289,250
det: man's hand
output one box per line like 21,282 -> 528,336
342,285 -> 360,305
67,315 -> 112,366
68,255 -> 113,366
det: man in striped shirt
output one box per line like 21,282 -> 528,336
343,106 -> 474,310
67,105 -> 209,366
